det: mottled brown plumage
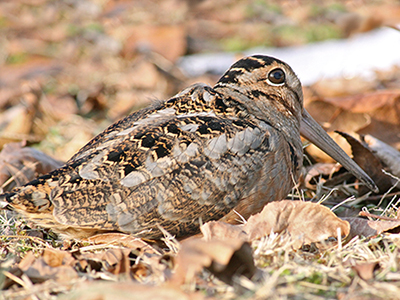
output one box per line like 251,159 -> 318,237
0,55 -> 377,240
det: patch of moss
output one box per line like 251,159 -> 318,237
5,52 -> 28,65
85,22 -> 104,33
305,24 -> 341,43
220,37 -> 259,52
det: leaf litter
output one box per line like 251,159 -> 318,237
2,1 -> 400,299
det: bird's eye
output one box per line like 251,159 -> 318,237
267,68 -> 286,85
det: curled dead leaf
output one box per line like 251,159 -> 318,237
343,217 -> 400,239
200,201 -> 350,249
337,131 -> 393,194
17,251 -> 78,284
244,200 -> 350,248
363,134 -> 400,179
306,90 -> 400,148
352,262 -> 380,281
42,248 -> 75,268
122,25 -> 186,62
102,248 -> 132,276
200,220 -> 247,241
303,163 -> 342,189
17,252 -> 37,271
173,238 -> 255,285
304,131 -> 352,163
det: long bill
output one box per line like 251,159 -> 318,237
300,109 -> 378,193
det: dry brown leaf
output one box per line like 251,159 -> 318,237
14,250 -> 78,285
122,25 -> 186,62
311,77 -> 375,98
200,220 -> 247,241
244,200 -> 350,246
0,58 -> 63,88
102,248 -> 132,276
352,262 -> 379,281
363,134 -> 400,178
124,60 -> 162,90
42,248 -> 75,268
40,94 -> 79,120
173,237 -> 255,285
71,251 -> 103,273
0,91 -> 43,147
76,84 -> 108,115
344,217 -> 400,239
86,233 -> 159,254
305,100 -> 370,135
131,263 -> 151,280
39,115 -> 98,162
18,251 -> 37,271
324,90 -> 400,114
1,103 -> 36,136
200,201 -> 350,249
19,256 -> 78,284
306,90 -> 400,149
61,281 -> 203,300
303,163 -> 342,189
304,131 -> 353,163
337,131 -> 393,194
0,142 -> 63,191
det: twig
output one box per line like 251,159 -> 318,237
359,211 -> 398,221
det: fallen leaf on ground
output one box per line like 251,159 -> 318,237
17,251 -> 37,271
86,233 -> 160,254
0,142 -> 63,191
122,25 -> 186,62
201,201 -> 350,249
303,163 -> 342,189
337,131 -> 394,194
0,58 -> 63,88
17,251 -> 78,284
304,131 -> 352,163
343,217 -> 400,240
60,281 -> 203,300
310,76 -> 375,98
363,134 -> 400,179
102,248 -> 132,276
42,248 -> 75,267
244,200 -> 350,248
306,90 -> 400,148
352,262 -> 379,281
172,237 -> 255,285
200,220 -> 247,241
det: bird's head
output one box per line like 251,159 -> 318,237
214,54 -> 378,193
214,55 -> 303,131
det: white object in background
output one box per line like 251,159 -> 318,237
178,27 -> 400,86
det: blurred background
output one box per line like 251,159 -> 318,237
0,0 -> 400,163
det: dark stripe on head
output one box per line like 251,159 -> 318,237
230,57 -> 265,72
217,56 -> 282,86
271,93 -> 297,117
217,69 -> 243,84
251,55 -> 282,66
251,89 -> 269,98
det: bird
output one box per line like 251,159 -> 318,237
0,55 -> 377,240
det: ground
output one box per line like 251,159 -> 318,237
2,1 -> 400,299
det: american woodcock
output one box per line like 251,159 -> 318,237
0,55 -> 377,240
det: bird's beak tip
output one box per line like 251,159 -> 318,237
300,110 -> 378,193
